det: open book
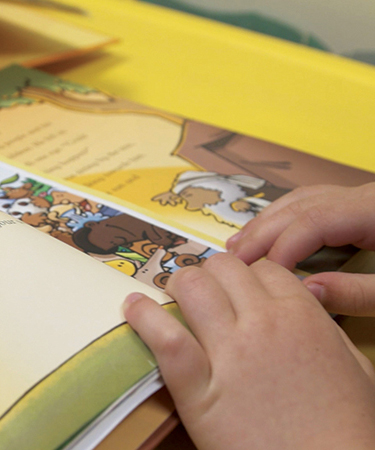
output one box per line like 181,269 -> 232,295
1,64 -> 375,450
1,65 -> 375,269
0,156 -> 220,450
0,208 -> 165,450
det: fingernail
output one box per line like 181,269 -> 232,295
226,230 -> 243,250
305,282 -> 324,301
123,292 -> 143,311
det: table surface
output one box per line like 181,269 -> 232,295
7,1 -> 375,448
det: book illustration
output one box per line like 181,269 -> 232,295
152,170 -> 290,228
2,65 -> 375,246
0,211 -> 181,450
0,66 -> 285,233
0,164 -> 216,290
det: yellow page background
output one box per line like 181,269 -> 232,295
0,99 -> 234,243
0,212 -> 169,417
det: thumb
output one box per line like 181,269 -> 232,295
303,272 -> 375,316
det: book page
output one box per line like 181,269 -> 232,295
0,210 -> 172,449
0,155 -> 208,449
0,115 -> 218,448
0,157 -> 218,292
1,66 -> 375,246
0,3 -> 115,68
0,210 -> 170,416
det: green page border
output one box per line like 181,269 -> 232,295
0,303 -> 183,450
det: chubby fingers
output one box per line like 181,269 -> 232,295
227,184 -> 375,269
125,254 -> 323,368
304,271 -> 375,316
123,255 -> 301,393
123,255 -> 339,421
123,255 -> 258,409
245,184 -> 339,222
124,293 -> 210,405
226,185 -> 340,257
166,253 -> 267,322
226,186 -> 342,267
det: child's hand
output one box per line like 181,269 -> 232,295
226,183 -> 375,268
226,183 -> 375,315
124,254 -> 375,450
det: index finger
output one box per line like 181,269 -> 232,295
262,198 -> 375,269
227,185 -> 361,268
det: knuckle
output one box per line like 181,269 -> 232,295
292,184 -> 331,198
156,328 -> 188,358
300,205 -> 328,230
291,185 -> 313,198
203,252 -> 250,277
166,265 -> 206,295
203,251 -> 231,269
284,198 -> 305,217
251,258 -> 275,271
251,258 -> 287,275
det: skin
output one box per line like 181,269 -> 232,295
124,255 -> 375,450
226,183 -> 375,315
123,183 -> 375,449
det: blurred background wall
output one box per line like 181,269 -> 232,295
141,0 -> 375,63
